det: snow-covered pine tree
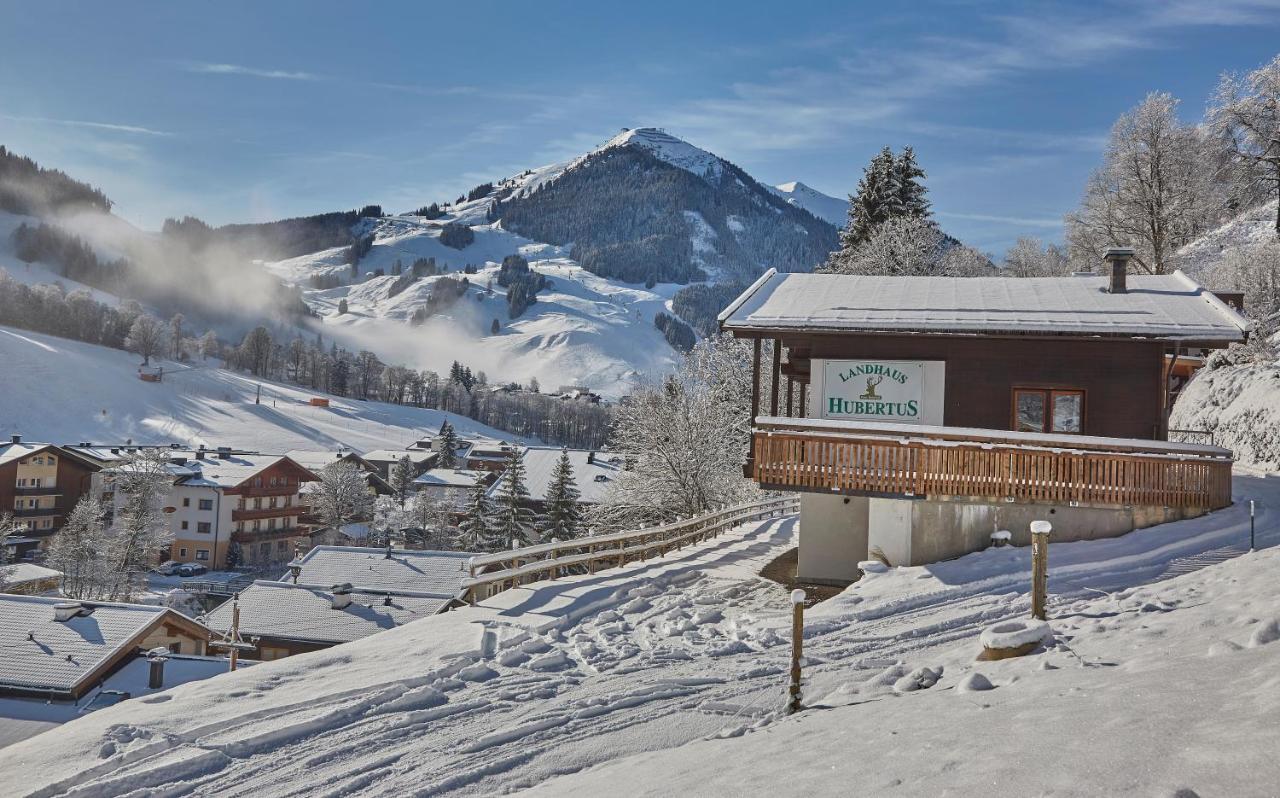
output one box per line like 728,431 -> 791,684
0,512 -> 19,593
540,448 -> 582,540
492,448 -> 537,549
455,473 -> 495,551
892,147 -> 930,220
437,422 -> 460,469
389,454 -> 415,506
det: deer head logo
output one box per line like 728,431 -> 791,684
860,375 -> 884,400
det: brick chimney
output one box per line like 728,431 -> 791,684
1103,247 -> 1135,294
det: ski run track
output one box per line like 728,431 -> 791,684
2,473 -> 1278,797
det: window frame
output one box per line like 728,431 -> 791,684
1011,387 -> 1086,435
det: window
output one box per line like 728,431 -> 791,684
252,520 -> 261,531
195,549 -> 209,561
254,498 -> 262,510
46,455 -> 56,466
168,642 -> 181,654
235,522 -> 244,533
181,520 -> 189,530
259,543 -> 270,556
198,499 -> 213,511
1013,388 -> 1084,434
269,497 -> 277,509
179,547 -> 188,557
268,518 -> 277,531
182,497 -> 190,507
16,478 -> 25,487
284,495 -> 292,507
197,522 -> 211,534
41,519 -> 51,528
277,540 -> 288,551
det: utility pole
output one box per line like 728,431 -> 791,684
209,593 -> 256,671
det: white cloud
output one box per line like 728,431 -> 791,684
0,114 -> 170,136
186,62 -> 317,81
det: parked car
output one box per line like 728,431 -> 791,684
152,561 -> 182,576
175,563 -> 208,577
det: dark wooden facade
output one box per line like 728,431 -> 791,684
779,333 -> 1169,440
0,443 -> 102,543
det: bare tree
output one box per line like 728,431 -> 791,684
1209,54 -> 1280,235
309,462 -> 374,541
46,496 -> 108,599
821,216 -> 947,277
125,314 -> 165,366
1066,92 -> 1222,273
1003,237 -> 1069,277
103,449 -> 174,600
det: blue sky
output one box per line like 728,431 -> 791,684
2,0 -> 1279,255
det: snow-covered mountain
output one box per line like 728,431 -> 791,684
769,180 -> 849,227
252,127 -> 843,396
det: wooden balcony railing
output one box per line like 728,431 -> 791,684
232,504 -> 307,522
751,417 -> 1233,510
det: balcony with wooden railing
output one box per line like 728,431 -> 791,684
750,417 -> 1233,510
232,504 -> 307,522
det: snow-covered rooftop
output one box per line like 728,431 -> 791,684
1,563 -> 61,587
362,449 -> 437,465
720,269 -> 1251,341
415,468 -> 487,488
202,581 -> 450,645
288,545 -> 473,596
0,595 -> 207,693
488,447 -> 622,504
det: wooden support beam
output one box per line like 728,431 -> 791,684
769,340 -> 781,417
750,339 -> 762,422
785,377 -> 794,417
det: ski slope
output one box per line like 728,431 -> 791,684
264,215 -> 682,398
3,472 -> 1277,796
0,324 -> 520,452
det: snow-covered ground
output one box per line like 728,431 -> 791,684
2,472 -> 1277,796
1174,199 -> 1279,278
0,324 -> 521,452
1172,356 -> 1280,471
263,215 -> 681,398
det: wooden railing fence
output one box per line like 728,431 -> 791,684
462,495 -> 799,603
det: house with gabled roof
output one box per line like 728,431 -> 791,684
719,253 -> 1250,582
0,436 -> 103,547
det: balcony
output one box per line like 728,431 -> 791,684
11,506 -> 58,518
231,526 -> 308,544
232,504 -> 307,522
234,485 -> 303,498
750,417 -> 1233,510
14,486 -> 61,496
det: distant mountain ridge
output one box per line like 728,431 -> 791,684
769,181 -> 849,227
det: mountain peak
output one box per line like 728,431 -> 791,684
770,181 -> 848,227
596,127 -> 724,181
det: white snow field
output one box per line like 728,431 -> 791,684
1,473 -> 1277,796
1171,357 -> 1280,471
0,324 -> 519,452
265,215 -> 682,399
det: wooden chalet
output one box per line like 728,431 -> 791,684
719,250 -> 1250,583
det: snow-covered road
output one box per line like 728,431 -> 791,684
3,474 -> 1278,797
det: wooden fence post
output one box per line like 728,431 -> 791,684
1030,520 -> 1051,621
788,588 -> 806,714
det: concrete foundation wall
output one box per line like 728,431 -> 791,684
797,494 -> 868,585
796,492 -> 1211,580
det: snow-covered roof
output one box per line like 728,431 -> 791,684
282,449 -> 368,471
202,581 -> 450,645
488,447 -> 622,504
0,595 -> 208,693
363,449 -> 436,465
720,269 -> 1250,342
415,468 -> 487,488
287,545 -> 474,596
0,442 -> 52,469
1,563 -> 61,586
162,452 -> 311,489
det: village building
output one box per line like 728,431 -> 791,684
362,448 -> 438,480
486,447 -> 622,510
0,595 -> 211,700
0,594 -> 225,746
284,449 -> 394,495
202,546 -> 473,659
98,448 -> 318,570
414,468 -> 493,507
0,563 -> 62,595
0,436 -> 102,547
719,255 -> 1250,583
462,439 -> 518,473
